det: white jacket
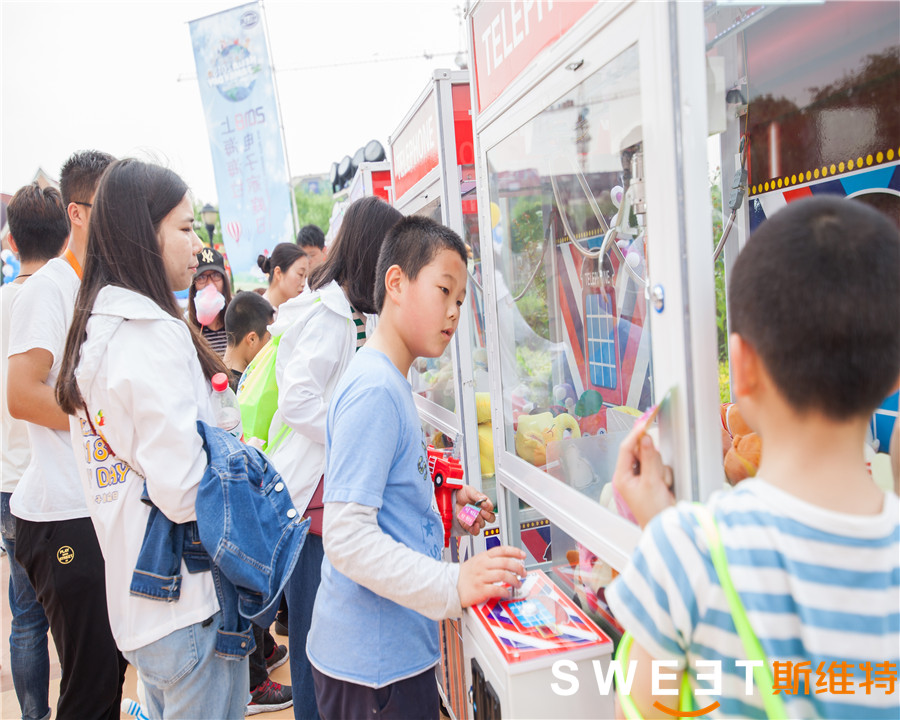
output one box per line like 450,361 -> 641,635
267,280 -> 357,514
69,286 -> 218,652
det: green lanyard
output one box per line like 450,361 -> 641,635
615,504 -> 788,719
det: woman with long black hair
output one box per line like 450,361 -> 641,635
57,159 -> 248,718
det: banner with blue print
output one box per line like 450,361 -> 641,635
189,2 -> 294,284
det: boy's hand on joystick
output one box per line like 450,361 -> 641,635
457,546 -> 527,608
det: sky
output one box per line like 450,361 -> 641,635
1,0 -> 467,202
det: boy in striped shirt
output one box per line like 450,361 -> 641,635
607,196 -> 899,719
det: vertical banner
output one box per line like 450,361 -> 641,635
189,2 -> 293,284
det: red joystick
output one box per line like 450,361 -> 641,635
427,445 -> 464,547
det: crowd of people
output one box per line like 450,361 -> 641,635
1,150 -> 898,720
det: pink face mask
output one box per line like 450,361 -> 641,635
193,283 -> 225,326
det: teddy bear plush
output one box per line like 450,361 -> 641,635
720,402 -> 761,485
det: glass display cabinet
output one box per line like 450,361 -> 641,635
461,2 -> 722,716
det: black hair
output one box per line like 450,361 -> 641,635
374,215 -> 468,313
296,224 -> 325,250
225,291 -> 274,346
59,150 -> 116,206
58,159 -> 226,415
6,183 -> 69,262
308,196 -> 402,314
257,242 -> 307,283
729,195 -> 900,420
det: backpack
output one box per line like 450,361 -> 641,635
236,332 -> 282,448
236,294 -> 325,450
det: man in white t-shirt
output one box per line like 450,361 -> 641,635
1,183 -> 70,720
6,151 -> 126,720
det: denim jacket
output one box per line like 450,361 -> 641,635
129,421 -> 309,659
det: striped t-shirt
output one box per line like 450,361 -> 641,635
349,306 -> 366,350
606,480 -> 900,719
200,325 -> 228,357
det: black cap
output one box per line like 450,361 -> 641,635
195,247 -> 226,278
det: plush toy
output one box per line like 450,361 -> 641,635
574,389 -> 607,437
475,392 -> 495,477
515,411 -> 581,467
720,402 -> 761,484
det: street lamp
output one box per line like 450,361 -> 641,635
200,203 -> 218,244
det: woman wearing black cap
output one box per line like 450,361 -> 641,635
188,246 -> 233,356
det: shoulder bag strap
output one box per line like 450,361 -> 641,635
690,503 -> 788,719
615,631 -> 694,719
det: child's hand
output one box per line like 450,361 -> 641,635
455,485 -> 494,534
457,546 -> 527,608
613,420 -> 675,529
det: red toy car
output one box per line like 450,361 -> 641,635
427,446 -> 464,546
427,446 -> 464,487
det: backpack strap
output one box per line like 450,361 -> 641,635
615,631 -> 693,719
690,503 -> 787,720
613,505 -> 788,719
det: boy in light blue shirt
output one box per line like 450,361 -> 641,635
306,216 -> 526,719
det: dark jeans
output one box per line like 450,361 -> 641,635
1,493 -> 50,720
312,665 -> 439,720
250,622 -> 278,689
15,515 -> 127,720
286,532 -> 323,720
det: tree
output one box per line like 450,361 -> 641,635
294,186 -> 335,236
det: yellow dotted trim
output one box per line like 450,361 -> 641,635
564,230 -> 604,245
521,519 -> 550,530
483,519 -> 550,537
750,147 -> 897,196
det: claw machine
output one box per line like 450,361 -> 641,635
387,68 -> 488,720
462,2 -> 722,717
346,160 -> 392,204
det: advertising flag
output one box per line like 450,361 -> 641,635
189,2 -> 294,284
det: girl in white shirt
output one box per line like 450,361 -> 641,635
56,159 -> 248,718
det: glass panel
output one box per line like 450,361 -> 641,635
705,2 -> 899,488
485,43 -> 654,506
410,197 -> 457,413
706,2 -> 900,225
460,135 -> 497,503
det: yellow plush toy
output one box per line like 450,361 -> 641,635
475,392 -> 494,476
515,411 -> 581,467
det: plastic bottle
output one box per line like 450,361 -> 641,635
211,372 -> 243,440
